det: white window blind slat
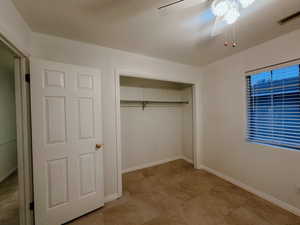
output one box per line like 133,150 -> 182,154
247,64 -> 300,150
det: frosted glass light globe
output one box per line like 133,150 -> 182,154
211,0 -> 230,17
224,7 -> 240,24
239,0 -> 256,8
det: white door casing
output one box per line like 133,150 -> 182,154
30,58 -> 104,225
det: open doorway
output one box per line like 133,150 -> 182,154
115,72 -> 202,198
0,38 -> 33,225
0,40 -> 19,225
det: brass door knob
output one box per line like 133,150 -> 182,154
96,144 -> 103,150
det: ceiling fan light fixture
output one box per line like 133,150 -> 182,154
238,0 -> 256,8
211,0 -> 230,17
224,6 -> 240,24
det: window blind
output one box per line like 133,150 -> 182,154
247,64 -> 300,150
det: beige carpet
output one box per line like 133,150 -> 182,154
0,171 -> 19,225
68,159 -> 300,225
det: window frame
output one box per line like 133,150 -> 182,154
245,60 -> 300,151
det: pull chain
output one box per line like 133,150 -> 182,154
232,23 -> 237,48
224,28 -> 229,47
224,24 -> 238,48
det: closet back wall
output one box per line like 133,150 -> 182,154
120,86 -> 193,172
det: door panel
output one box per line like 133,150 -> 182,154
45,96 -> 67,144
44,70 -> 65,88
30,58 -> 104,225
78,97 -> 95,139
47,158 -> 69,208
79,153 -> 96,197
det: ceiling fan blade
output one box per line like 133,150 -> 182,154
158,0 -> 208,15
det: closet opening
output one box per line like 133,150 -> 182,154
115,73 -> 201,198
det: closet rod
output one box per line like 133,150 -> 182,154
120,100 -> 189,110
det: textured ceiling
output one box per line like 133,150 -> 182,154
12,0 -> 300,66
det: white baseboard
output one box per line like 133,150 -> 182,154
181,156 -> 194,164
122,156 -> 195,174
202,165 -> 300,217
122,156 -> 183,174
104,193 -> 121,203
110,160 -> 300,216
0,167 -> 17,183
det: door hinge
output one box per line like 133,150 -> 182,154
25,73 -> 30,83
29,201 -> 34,211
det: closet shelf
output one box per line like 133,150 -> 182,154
120,100 -> 189,110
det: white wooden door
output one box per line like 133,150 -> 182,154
30,58 -> 104,225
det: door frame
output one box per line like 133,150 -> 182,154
0,34 -> 33,225
114,69 -> 203,197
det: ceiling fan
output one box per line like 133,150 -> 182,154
158,0 -> 256,38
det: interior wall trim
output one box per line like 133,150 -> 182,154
0,30 -> 32,225
114,69 -> 203,202
122,156 -> 183,174
201,165 -> 300,217
181,156 -> 194,164
121,155 -> 194,174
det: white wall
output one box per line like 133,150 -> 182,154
202,29 -> 300,210
120,86 -> 193,171
30,32 -> 203,198
0,0 -> 31,55
0,67 -> 17,182
121,106 -> 183,171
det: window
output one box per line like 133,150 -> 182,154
247,63 -> 300,150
